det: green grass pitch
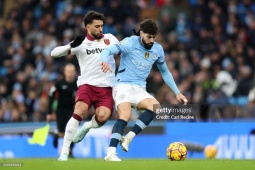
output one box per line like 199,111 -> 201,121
0,158 -> 254,170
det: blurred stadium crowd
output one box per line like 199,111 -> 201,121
0,0 -> 255,122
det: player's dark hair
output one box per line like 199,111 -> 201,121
140,19 -> 158,35
83,10 -> 105,27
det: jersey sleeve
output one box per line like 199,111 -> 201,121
156,62 -> 180,95
70,45 -> 80,55
100,37 -> 133,62
51,44 -> 71,58
115,37 -> 133,54
109,34 -> 120,44
155,46 -> 165,64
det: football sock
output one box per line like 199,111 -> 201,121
83,115 -> 105,130
94,115 -> 106,126
61,114 -> 81,154
109,119 -> 127,150
129,109 -> 154,137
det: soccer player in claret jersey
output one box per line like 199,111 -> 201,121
51,10 -> 119,161
100,19 -> 188,161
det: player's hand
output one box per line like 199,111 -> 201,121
70,34 -> 86,48
46,114 -> 51,123
101,62 -> 112,73
176,93 -> 188,105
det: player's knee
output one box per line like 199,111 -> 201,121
74,102 -> 88,118
73,108 -> 84,117
74,109 -> 86,118
96,111 -> 111,122
146,99 -> 160,111
154,100 -> 160,106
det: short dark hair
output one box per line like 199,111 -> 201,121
83,11 -> 105,27
140,19 -> 158,35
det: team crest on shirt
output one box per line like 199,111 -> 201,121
152,54 -> 157,60
119,94 -> 125,100
104,39 -> 110,45
144,52 -> 150,59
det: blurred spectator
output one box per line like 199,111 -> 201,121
216,71 -> 237,97
248,87 -> 255,104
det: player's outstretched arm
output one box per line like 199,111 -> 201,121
156,62 -> 188,104
51,34 -> 85,58
51,44 -> 71,58
100,45 -> 120,73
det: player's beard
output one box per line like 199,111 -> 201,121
92,32 -> 103,40
141,37 -> 153,49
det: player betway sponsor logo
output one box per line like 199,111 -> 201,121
214,135 -> 255,159
86,48 -> 104,55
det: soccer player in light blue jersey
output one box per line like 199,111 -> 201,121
100,19 -> 188,161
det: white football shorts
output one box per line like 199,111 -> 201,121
113,84 -> 155,110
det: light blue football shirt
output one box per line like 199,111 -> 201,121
101,35 -> 180,94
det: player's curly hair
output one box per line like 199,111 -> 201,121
140,19 -> 158,35
83,10 -> 105,27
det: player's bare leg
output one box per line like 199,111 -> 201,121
73,106 -> 111,143
58,101 -> 88,161
120,98 -> 159,152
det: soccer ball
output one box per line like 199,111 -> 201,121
204,145 -> 217,159
166,142 -> 187,161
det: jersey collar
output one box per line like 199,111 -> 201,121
86,33 -> 104,41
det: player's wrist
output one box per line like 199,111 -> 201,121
174,91 -> 181,95
70,42 -> 76,48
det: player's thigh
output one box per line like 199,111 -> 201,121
74,101 -> 89,118
113,84 -> 132,110
74,84 -> 93,117
117,102 -> 132,121
133,86 -> 160,111
137,98 -> 160,111
93,86 -> 113,121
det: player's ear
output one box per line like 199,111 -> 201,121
140,31 -> 143,37
86,23 -> 91,30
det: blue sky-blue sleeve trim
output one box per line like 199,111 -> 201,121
156,60 -> 165,65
